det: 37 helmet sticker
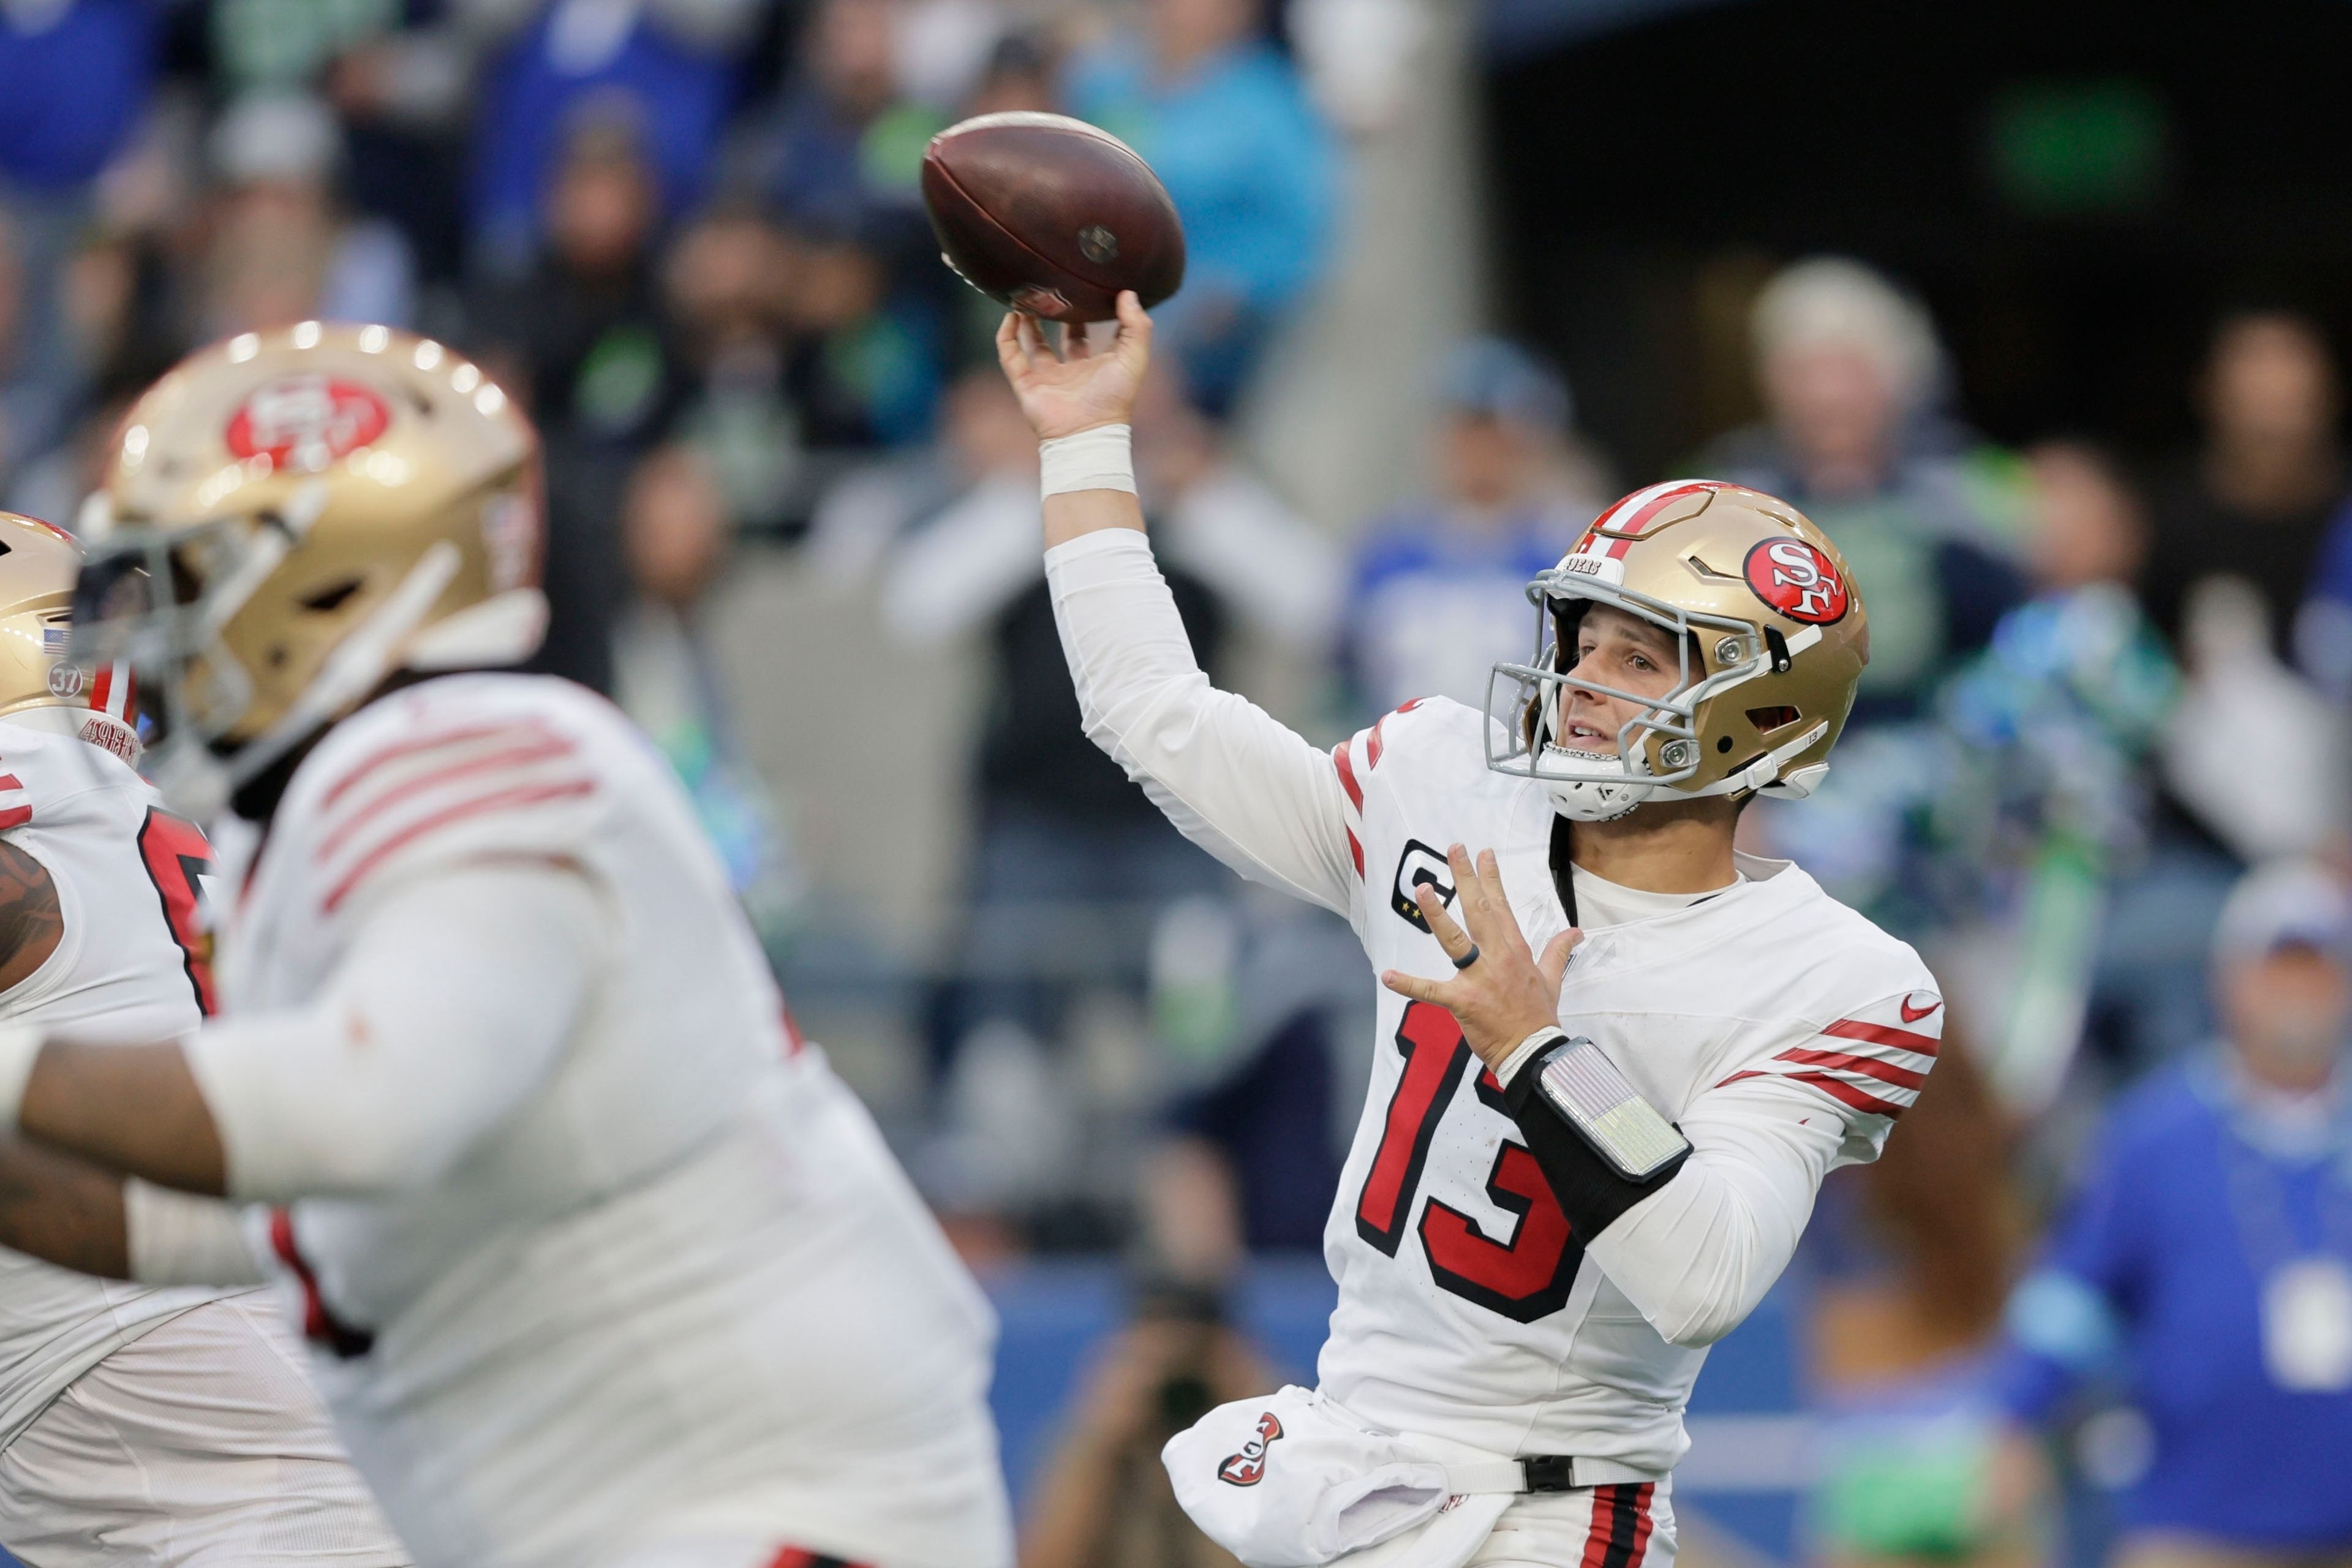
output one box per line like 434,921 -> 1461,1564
225,377 -> 391,473
1741,538 -> 1850,625
1392,839 -> 1457,932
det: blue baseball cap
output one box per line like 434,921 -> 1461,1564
2215,861 -> 2352,967
1438,337 -> 1573,432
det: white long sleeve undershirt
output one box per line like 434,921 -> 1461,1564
184,861 -> 605,1204
1047,526 -> 1849,1351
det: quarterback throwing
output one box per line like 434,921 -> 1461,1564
1000,297 -> 1942,1568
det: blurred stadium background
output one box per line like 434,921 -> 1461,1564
4,1 -> 2352,1565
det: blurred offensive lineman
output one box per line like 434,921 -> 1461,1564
0,516 -> 406,1566
0,325 -> 1012,1568
999,298 -> 1941,1568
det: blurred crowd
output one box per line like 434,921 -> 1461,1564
7,4 -> 2352,1567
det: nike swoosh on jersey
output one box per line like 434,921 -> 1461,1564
1900,994 -> 1943,1023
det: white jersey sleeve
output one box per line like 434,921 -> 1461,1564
1047,528 -> 1361,918
1580,981 -> 1945,1347
185,861 -> 603,1202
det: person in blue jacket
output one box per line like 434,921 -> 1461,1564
1992,860 -> 2352,1568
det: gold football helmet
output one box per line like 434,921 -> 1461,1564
1488,480 -> 1869,820
0,513 -> 143,766
74,321 -> 544,813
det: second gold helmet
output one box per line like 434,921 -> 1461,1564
0,513 -> 141,766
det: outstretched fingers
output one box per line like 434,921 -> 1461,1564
1379,967 -> 1453,1006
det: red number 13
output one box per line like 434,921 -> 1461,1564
1354,1001 -> 1582,1323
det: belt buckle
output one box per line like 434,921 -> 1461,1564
1523,1454 -> 1577,1492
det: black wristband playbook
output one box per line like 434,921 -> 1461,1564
1499,1032 -> 1693,1237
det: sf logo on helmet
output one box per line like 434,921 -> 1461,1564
225,376 -> 391,474
1742,538 -> 1850,625
1217,1411 -> 1284,1487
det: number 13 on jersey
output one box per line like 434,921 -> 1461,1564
1355,1001 -> 1583,1323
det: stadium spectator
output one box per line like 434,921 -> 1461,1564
755,0 -> 941,239
1020,1283 -> 1262,1568
1937,443 -> 2190,1088
1703,257 -> 2026,725
469,0 -> 757,276
198,91 -> 416,337
1991,860 -> 2352,1567
658,203 -> 804,530
472,108 -> 687,693
1712,258 -> 2026,931
0,0 -> 154,421
1066,0 -> 1338,414
613,437 -> 799,919
1342,337 -> 1596,718
743,0 -> 959,447
2144,311 -> 2346,671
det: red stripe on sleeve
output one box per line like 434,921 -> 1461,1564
1713,1068 -> 1765,1088
318,736 -> 578,859
1787,1071 -> 1908,1119
1822,1018 -> 1940,1057
0,774 -> 24,791
322,778 -> 596,911
1333,739 -> 1363,810
0,805 -> 29,831
1345,828 -> 1364,876
321,722 -> 560,809
1774,1046 -> 1928,1091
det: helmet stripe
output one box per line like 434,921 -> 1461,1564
1596,481 -> 1716,560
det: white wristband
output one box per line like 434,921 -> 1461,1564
1039,423 -> 1136,498
124,1178 -> 270,1287
0,1026 -> 42,1127
1495,1025 -> 1569,1089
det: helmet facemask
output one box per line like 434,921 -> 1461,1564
1486,559 -> 1830,821
71,488 -> 465,819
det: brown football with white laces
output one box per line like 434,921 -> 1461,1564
921,111 -> 1186,324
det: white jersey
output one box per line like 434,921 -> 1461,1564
1046,528 -> 1941,1475
1320,696 -> 1937,1468
213,674 -> 1010,1568
0,720 -> 238,1453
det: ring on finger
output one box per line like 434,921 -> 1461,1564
1452,943 -> 1481,971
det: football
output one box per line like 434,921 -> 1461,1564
921,111 -> 1186,324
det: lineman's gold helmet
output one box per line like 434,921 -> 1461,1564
74,322 -> 543,813
1488,480 -> 1869,820
0,513 -> 143,766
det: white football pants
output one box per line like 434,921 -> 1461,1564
0,1292 -> 408,1567
1469,1477 -> 1677,1568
